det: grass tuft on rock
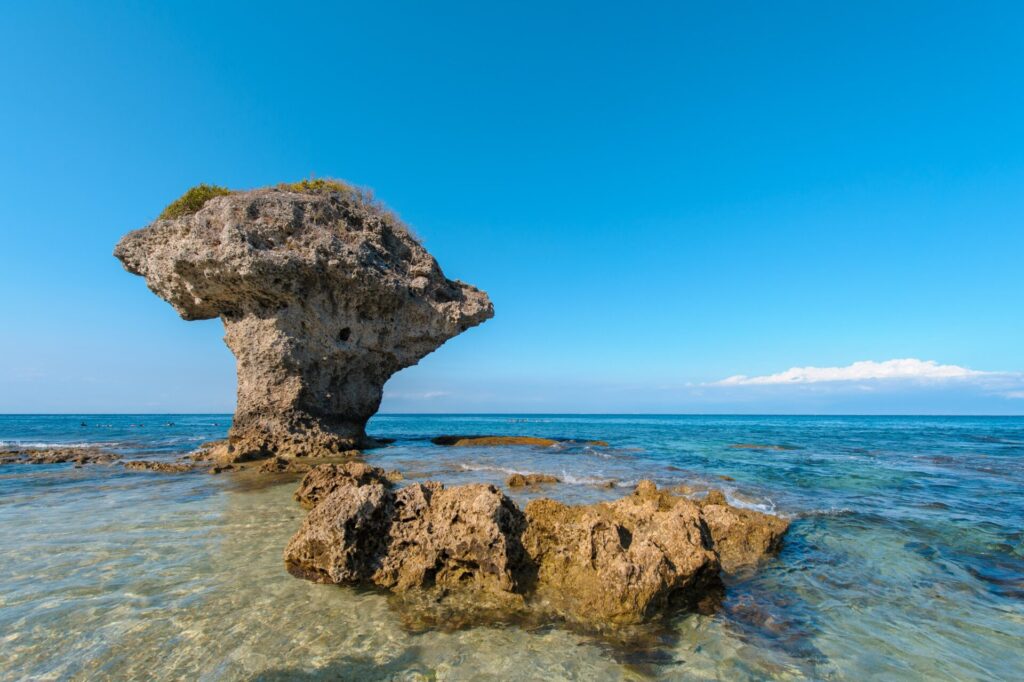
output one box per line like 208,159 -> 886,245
279,177 -> 412,237
278,178 -> 354,194
160,184 -> 232,219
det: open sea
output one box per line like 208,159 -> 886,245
1,414 -> 1022,681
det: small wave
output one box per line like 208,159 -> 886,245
456,463 -> 525,476
719,487 -> 777,514
455,463 -> 626,488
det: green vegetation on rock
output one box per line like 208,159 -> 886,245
159,184 -> 232,219
278,178 -> 354,194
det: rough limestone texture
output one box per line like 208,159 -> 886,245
115,187 -> 493,461
284,469 -> 789,629
285,481 -> 530,610
293,461 -> 403,508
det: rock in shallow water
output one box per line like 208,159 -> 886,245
122,460 -> 197,473
115,184 -> 493,461
284,469 -> 789,629
506,472 -> 561,487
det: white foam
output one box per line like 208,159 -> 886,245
721,487 -> 777,514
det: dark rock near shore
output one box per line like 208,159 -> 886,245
284,468 -> 789,630
115,184 -> 492,462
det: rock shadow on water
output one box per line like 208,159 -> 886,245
720,580 -> 827,673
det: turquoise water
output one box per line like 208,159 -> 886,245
1,414 -> 1022,680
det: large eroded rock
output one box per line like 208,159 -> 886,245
283,469 -> 789,629
115,185 -> 493,460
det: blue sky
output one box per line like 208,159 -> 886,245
1,1 -> 1022,414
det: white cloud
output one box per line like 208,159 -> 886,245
715,358 -> 989,386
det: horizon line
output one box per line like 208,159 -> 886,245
1,412 -> 1023,418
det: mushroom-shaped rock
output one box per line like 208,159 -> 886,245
115,184 -> 493,460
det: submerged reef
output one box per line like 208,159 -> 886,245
115,182 -> 493,462
284,463 -> 789,630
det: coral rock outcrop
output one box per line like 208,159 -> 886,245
115,184 -> 493,461
284,467 -> 789,629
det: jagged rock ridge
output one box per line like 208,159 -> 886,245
115,184 -> 493,460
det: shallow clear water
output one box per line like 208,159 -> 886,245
1,414 -> 1022,680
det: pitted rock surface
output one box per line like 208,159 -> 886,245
285,481 -> 530,603
293,461 -> 402,508
115,186 -> 493,461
